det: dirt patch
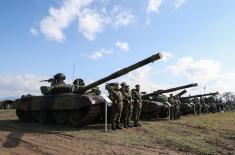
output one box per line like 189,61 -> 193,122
0,110 -> 185,155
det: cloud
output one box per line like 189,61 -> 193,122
40,0 -> 93,42
0,74 -> 50,97
167,57 -> 235,93
147,0 -> 162,13
167,57 -> 221,83
82,48 -> 112,60
161,52 -> 173,61
112,10 -> 136,27
115,41 -> 130,52
30,28 -> 38,36
39,0 -> 136,42
78,9 -> 110,41
173,0 -> 186,9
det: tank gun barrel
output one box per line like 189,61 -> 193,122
78,52 -> 163,93
174,90 -> 187,97
144,83 -> 198,97
181,92 -> 219,99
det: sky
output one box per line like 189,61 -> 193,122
0,0 -> 235,98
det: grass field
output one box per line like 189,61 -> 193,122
65,111 -> 235,155
0,110 -> 234,154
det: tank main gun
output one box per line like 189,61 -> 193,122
174,90 -> 187,97
74,52 -> 163,94
181,92 -> 219,100
143,83 -> 198,98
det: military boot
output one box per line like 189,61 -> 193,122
124,122 -> 128,128
111,123 -> 116,130
134,121 -> 138,127
116,122 -> 122,129
127,122 -> 133,128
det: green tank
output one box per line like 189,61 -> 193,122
141,83 -> 198,119
180,92 -> 219,115
16,53 -> 163,127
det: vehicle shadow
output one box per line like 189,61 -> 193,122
0,119 -> 107,149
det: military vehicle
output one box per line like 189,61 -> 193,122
141,83 -> 198,120
180,92 -> 219,115
0,100 -> 14,109
15,52 -> 163,127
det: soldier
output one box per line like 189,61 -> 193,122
132,84 -> 142,127
174,95 -> 181,119
89,86 -> 101,95
109,83 -> 123,130
168,94 -> 176,120
120,82 -> 127,93
73,78 -> 85,87
194,97 -> 201,115
200,97 -> 208,114
53,73 -> 66,87
122,85 -> 133,128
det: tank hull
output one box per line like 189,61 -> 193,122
16,94 -> 105,127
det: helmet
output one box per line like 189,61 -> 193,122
121,82 -> 127,87
73,78 -> 85,86
54,73 -> 66,80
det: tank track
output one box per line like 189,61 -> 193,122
78,104 -> 102,126
16,104 -> 103,127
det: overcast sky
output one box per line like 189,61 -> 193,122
1,0 -> 235,98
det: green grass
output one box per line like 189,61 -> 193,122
63,111 -> 235,155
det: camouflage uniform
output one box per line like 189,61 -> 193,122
168,95 -> 176,120
122,86 -> 133,128
53,73 -> 66,87
132,85 -> 142,127
194,97 -> 201,115
109,83 -> 123,130
200,97 -> 208,114
88,86 -> 101,95
174,96 -> 181,119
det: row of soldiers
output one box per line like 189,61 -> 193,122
168,94 -> 181,120
107,82 -> 142,130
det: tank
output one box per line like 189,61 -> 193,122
180,92 -> 219,115
16,52 -> 163,127
141,83 -> 198,119
0,100 -> 14,109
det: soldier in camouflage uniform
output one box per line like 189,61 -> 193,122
89,86 -> 101,95
109,83 -> 123,130
53,73 -> 66,87
73,78 -> 85,87
122,85 -> 133,128
194,97 -> 201,115
174,95 -> 181,119
200,97 -> 208,114
132,84 -> 142,127
168,94 -> 176,120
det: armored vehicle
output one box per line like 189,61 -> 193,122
180,92 -> 219,115
0,100 -> 14,109
141,83 -> 198,119
16,53 -> 163,127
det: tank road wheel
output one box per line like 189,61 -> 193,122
54,111 -> 67,125
16,109 -> 32,122
68,110 -> 84,127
